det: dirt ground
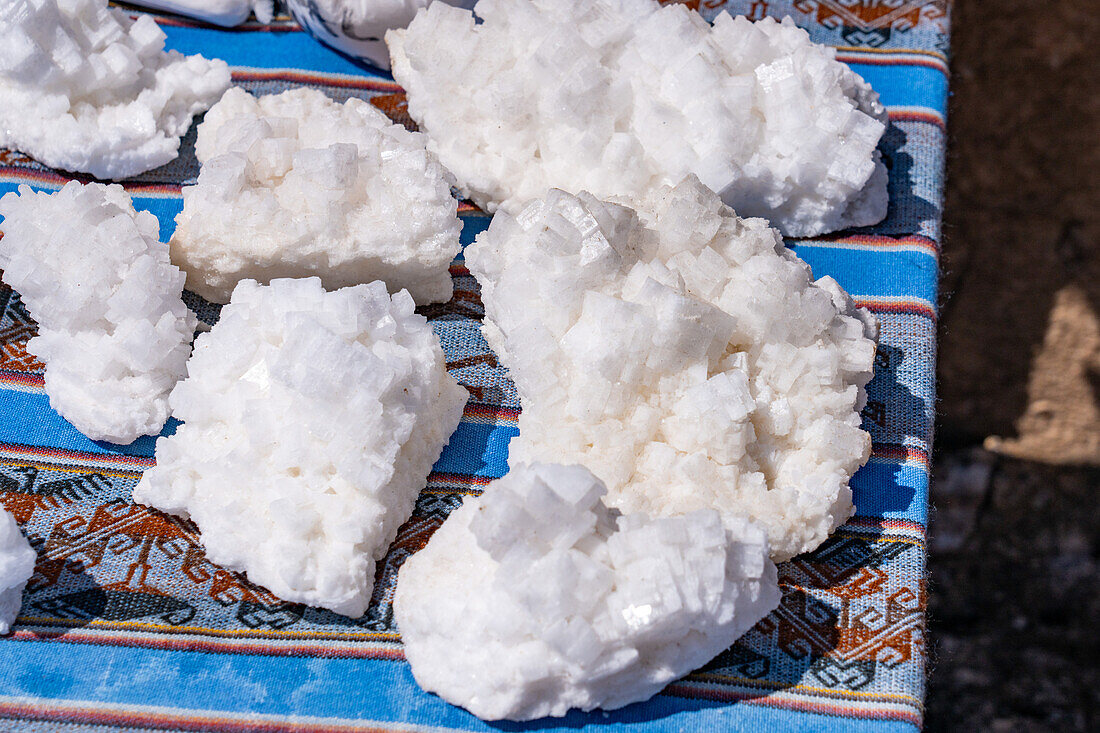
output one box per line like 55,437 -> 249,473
928,0 -> 1100,730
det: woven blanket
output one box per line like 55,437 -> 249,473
0,1 -> 948,730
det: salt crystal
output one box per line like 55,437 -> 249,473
133,277 -> 468,617
0,182 -> 196,443
395,462 -> 779,720
171,88 -> 461,304
0,0 -> 230,179
465,177 -> 878,561
388,0 -> 889,236
0,508 -> 36,636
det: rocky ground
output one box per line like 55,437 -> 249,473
927,454 -> 1099,730
927,0 -> 1099,730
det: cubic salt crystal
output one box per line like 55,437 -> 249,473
465,177 -> 878,561
0,0 -> 231,179
0,508 -> 35,636
388,0 -> 889,237
395,462 -> 780,720
170,88 -> 461,305
0,182 -> 197,443
133,277 -> 468,617
287,1 -> 477,70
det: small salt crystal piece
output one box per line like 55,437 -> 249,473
170,88 -> 461,305
0,0 -> 231,179
466,177 -> 878,561
395,462 -> 780,720
388,0 -> 889,237
133,277 -> 468,617
0,182 -> 196,444
0,508 -> 36,636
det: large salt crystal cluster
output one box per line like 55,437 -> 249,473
0,0 -> 231,179
134,278 -> 467,617
0,508 -> 36,635
466,178 -> 877,561
0,182 -> 196,443
170,88 -> 461,305
395,462 -> 780,720
388,0 -> 889,237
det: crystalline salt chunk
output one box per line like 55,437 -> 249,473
0,181 -> 196,443
465,176 -> 878,562
395,462 -> 780,720
133,277 -> 468,617
0,0 -> 230,179
388,0 -> 888,237
171,88 -> 461,305
0,508 -> 35,636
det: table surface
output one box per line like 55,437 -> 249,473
0,2 -> 948,731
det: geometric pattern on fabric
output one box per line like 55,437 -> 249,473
0,2 -> 948,730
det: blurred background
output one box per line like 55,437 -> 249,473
928,0 -> 1099,729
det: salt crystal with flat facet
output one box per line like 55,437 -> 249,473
133,277 -> 468,617
0,508 -> 36,636
0,0 -> 230,179
0,182 -> 196,444
395,462 -> 780,720
170,88 -> 461,305
466,177 -> 878,561
388,0 -> 888,237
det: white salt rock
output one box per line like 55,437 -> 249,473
0,0 -> 231,179
395,462 -> 780,720
126,1 -> 274,27
170,88 -> 461,305
287,1 -> 477,70
133,277 -> 468,617
0,508 -> 36,636
388,0 -> 889,237
466,177 -> 878,562
0,182 -> 197,443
